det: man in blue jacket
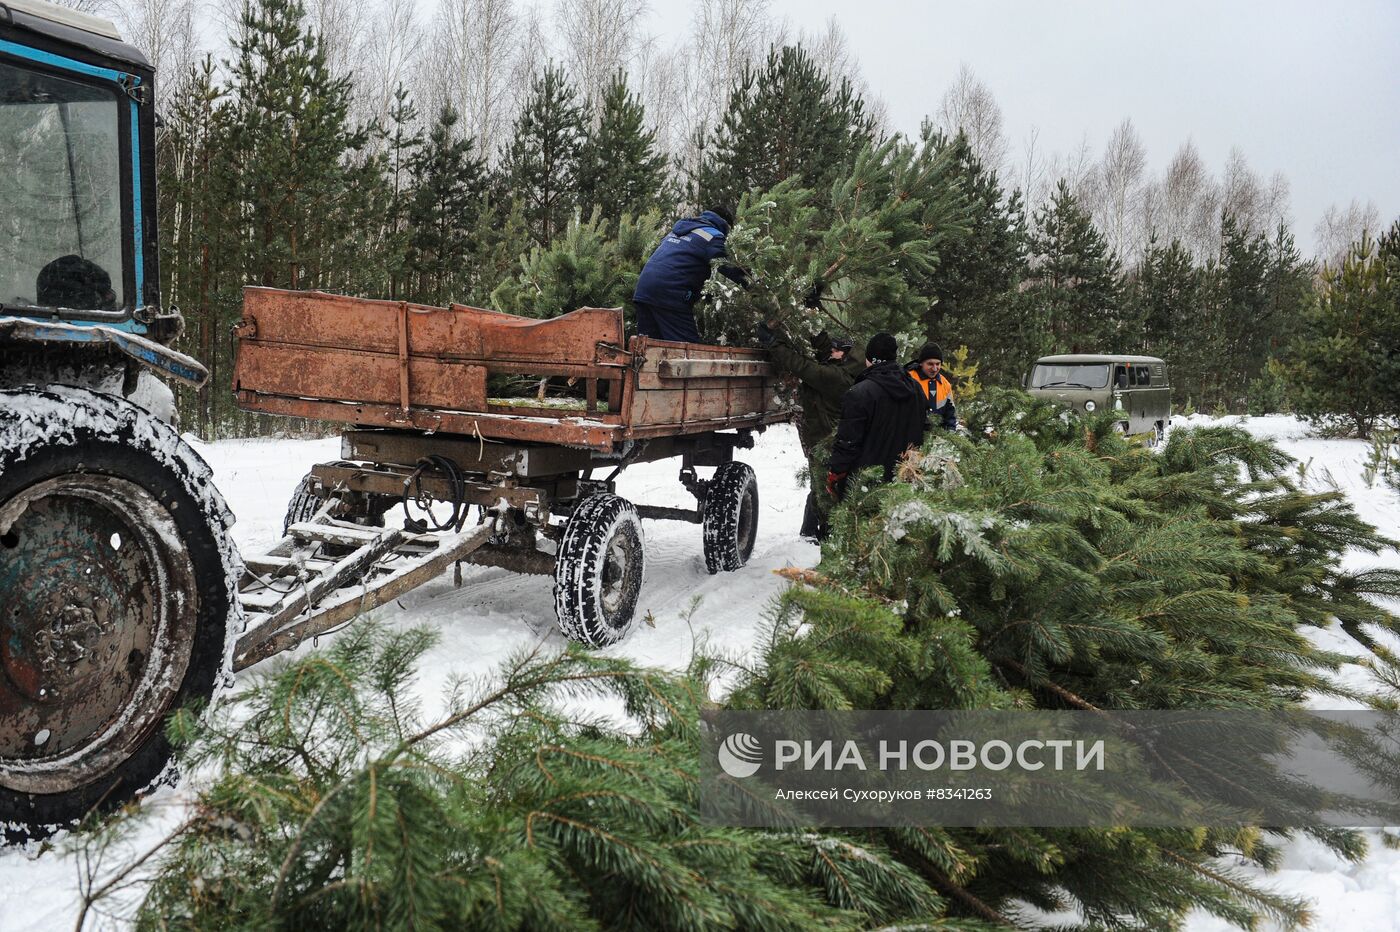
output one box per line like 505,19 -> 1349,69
632,206 -> 744,343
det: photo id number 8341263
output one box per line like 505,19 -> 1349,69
925,788 -> 993,801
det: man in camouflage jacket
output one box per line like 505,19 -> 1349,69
757,320 -> 865,540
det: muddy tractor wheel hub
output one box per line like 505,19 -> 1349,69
31,599 -> 117,686
0,474 -> 197,794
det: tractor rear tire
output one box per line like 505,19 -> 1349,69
553,494 -> 644,647
0,387 -> 239,844
702,462 -> 758,574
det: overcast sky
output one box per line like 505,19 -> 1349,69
649,0 -> 1399,254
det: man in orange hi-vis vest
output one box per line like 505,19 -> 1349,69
904,343 -> 957,431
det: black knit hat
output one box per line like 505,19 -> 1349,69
865,332 -> 898,364
918,342 -> 944,363
36,254 -> 114,310
706,205 -> 735,227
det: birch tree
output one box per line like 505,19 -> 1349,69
1220,147 -> 1281,237
108,0 -> 201,110
424,0 -> 525,163
798,17 -> 887,132
630,34 -> 685,161
304,0 -> 367,87
1315,198 -> 1381,268
1152,140 -> 1217,259
555,0 -> 646,120
678,0 -> 773,177
354,0 -> 420,131
934,63 -> 1006,173
1093,118 -> 1148,262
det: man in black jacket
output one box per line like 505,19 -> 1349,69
826,332 -> 927,501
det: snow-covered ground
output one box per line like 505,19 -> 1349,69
2,416 -> 1397,930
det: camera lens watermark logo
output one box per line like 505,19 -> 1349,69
717,733 -> 763,778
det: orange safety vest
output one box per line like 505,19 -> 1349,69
907,368 -> 952,410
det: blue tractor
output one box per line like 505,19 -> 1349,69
1,0 -> 239,842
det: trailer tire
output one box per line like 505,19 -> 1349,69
703,462 -> 758,574
554,494 -> 645,647
283,472 -> 327,534
282,463 -> 386,536
0,387 -> 239,844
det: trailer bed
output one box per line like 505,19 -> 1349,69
233,288 -> 792,451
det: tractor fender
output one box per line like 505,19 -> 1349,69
0,316 -> 208,387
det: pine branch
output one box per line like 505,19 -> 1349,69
996,658 -> 1102,712
74,815 -> 200,932
929,875 -> 1014,926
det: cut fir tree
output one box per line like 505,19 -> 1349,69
725,389 -> 1400,929
701,135 -> 970,348
77,393 -> 1400,931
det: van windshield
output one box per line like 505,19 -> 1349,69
1031,363 -> 1110,389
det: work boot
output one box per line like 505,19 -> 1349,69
799,497 -> 822,542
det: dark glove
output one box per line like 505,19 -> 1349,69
755,320 -> 777,346
808,329 -> 833,359
802,277 -> 824,310
825,470 -> 847,497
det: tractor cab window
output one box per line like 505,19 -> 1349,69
0,59 -> 125,312
1031,363 -> 1110,389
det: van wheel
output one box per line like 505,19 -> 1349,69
1150,421 -> 1166,447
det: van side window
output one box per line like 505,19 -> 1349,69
1114,365 -> 1129,387
1133,366 -> 1151,386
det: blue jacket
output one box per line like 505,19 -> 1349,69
633,211 -> 742,310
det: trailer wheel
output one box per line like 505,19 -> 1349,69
554,494 -> 645,647
0,387 -> 239,844
703,462 -> 758,574
282,463 -> 385,535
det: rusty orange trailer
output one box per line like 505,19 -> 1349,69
229,287 -> 795,664
232,287 -> 789,450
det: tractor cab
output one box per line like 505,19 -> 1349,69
0,0 -> 202,383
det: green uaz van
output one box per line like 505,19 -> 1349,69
1026,354 -> 1172,443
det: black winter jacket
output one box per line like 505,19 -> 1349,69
828,361 -> 928,481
